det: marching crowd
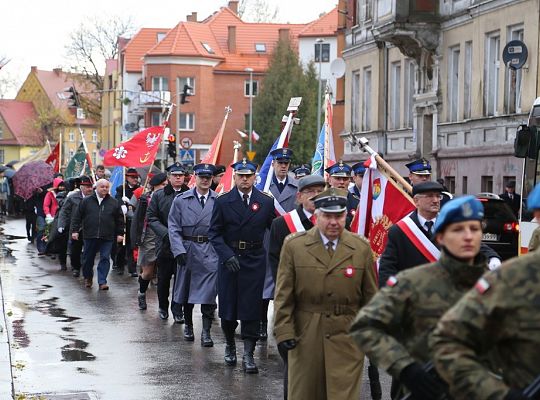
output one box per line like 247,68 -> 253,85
12,148 -> 540,400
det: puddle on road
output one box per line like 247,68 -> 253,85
32,297 -> 81,322
61,339 -> 96,362
12,319 -> 30,348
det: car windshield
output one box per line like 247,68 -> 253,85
482,201 -> 516,221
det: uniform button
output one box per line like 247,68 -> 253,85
325,334 -> 330,339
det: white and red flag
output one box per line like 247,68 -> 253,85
103,126 -> 164,167
45,142 -> 60,172
351,155 -> 416,259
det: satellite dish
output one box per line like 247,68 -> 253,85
330,58 -> 346,79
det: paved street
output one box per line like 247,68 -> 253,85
0,217 -> 390,399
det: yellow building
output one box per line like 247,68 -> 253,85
15,66 -> 101,169
0,99 -> 44,165
101,59 -> 122,153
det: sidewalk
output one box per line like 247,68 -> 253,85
0,219 -> 15,399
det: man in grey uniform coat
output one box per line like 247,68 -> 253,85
169,163 -> 219,346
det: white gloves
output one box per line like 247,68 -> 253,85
488,257 -> 502,270
121,205 -> 128,215
122,196 -> 130,204
45,214 -> 54,224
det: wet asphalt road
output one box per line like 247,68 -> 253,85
0,217 -> 390,400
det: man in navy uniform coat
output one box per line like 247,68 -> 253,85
326,161 -> 358,229
209,159 -> 275,374
268,147 -> 298,213
350,162 -> 366,198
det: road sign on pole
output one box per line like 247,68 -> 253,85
179,149 -> 195,166
180,137 -> 193,149
246,151 -> 256,161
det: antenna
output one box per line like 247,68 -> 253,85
330,58 -> 346,79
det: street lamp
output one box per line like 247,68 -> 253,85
245,67 -> 254,152
316,38 -> 324,136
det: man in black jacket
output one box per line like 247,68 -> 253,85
147,162 -> 188,321
500,180 -> 521,217
71,179 -> 125,290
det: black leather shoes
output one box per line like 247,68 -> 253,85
184,325 -> 195,341
72,269 -> 80,277
259,321 -> 268,341
224,344 -> 237,366
242,340 -> 258,374
173,313 -> 185,324
129,272 -> 138,277
158,309 -> 168,320
138,292 -> 147,310
201,329 -> 213,347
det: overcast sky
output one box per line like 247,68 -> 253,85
1,0 -> 335,98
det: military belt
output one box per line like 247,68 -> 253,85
184,235 -> 209,243
297,303 -> 357,316
229,240 -> 263,250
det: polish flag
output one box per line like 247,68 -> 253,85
236,129 -> 260,143
45,142 -> 60,172
351,155 -> 416,259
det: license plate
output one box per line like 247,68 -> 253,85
482,233 -> 498,241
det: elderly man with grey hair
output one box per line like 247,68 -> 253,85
72,179 -> 125,290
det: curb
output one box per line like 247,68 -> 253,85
0,225 -> 15,399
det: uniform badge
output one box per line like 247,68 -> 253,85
251,202 -> 260,212
474,277 -> 490,294
344,266 -> 355,278
350,208 -> 356,216
386,276 -> 398,287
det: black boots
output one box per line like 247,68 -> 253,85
138,292 -> 147,310
242,339 -> 258,374
259,321 -> 268,341
223,329 -> 237,366
184,325 -> 195,341
201,317 -> 214,347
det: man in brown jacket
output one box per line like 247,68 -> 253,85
273,188 -> 377,400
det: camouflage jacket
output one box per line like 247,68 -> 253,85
431,250 -> 540,399
349,250 -> 486,378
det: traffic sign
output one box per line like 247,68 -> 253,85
179,149 -> 195,166
503,40 -> 528,70
180,137 -> 193,149
246,151 -> 256,161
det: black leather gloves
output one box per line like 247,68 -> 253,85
176,253 -> 187,266
399,362 -> 445,400
278,339 -> 297,352
225,256 -> 241,272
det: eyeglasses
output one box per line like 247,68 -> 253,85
415,193 -> 443,200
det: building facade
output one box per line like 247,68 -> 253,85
342,0 -> 539,194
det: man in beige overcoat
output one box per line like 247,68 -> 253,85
273,188 -> 378,399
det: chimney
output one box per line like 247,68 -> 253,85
279,28 -> 290,42
53,67 -> 62,75
228,26 -> 237,54
186,12 -> 198,22
31,66 -> 37,73
228,0 -> 239,15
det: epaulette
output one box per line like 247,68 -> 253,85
284,231 -> 307,242
261,191 -> 274,198
350,193 -> 359,200
217,190 -> 230,197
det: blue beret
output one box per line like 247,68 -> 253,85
270,147 -> 293,160
231,158 -> 257,174
193,163 -> 216,176
166,162 -> 186,174
433,195 -> 484,234
312,188 -> 348,213
351,162 -> 366,175
528,183 -> 540,210
325,160 -> 352,177
406,158 -> 432,175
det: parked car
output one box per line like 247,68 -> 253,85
476,193 -> 519,260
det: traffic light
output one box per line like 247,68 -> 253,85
167,134 -> 177,160
66,87 -> 81,108
180,84 -> 193,104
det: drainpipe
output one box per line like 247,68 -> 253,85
382,43 -> 389,155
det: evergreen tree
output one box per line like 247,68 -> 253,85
251,39 -> 319,165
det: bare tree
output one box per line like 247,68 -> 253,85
238,0 -> 279,22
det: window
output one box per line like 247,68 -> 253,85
377,0 -> 392,17
447,133 -> 458,147
151,112 -> 163,127
357,0 -> 372,22
314,43 -> 330,63
201,42 -> 214,54
445,176 -> 456,194
0,149 -> 4,164
179,113 -> 195,131
92,130 -> 98,143
244,80 -> 258,97
69,131 -> 75,142
505,25 -> 524,114
178,77 -> 195,95
481,176 -> 493,193
390,61 -> 401,129
464,41 -> 472,119
462,176 -> 468,194
255,43 -> 266,52
464,131 -> 471,145
484,128 -> 496,142
152,76 -> 169,91
362,67 -> 372,131
404,59 -> 415,127
484,31 -> 500,116
92,150 -> 97,166
351,71 -> 360,132
448,45 -> 460,122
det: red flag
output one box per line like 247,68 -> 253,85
353,155 -> 416,259
103,126 -> 164,167
45,142 -> 60,172
215,165 -> 234,194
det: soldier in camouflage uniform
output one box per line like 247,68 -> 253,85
350,196 -> 487,400
431,184 -> 540,400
